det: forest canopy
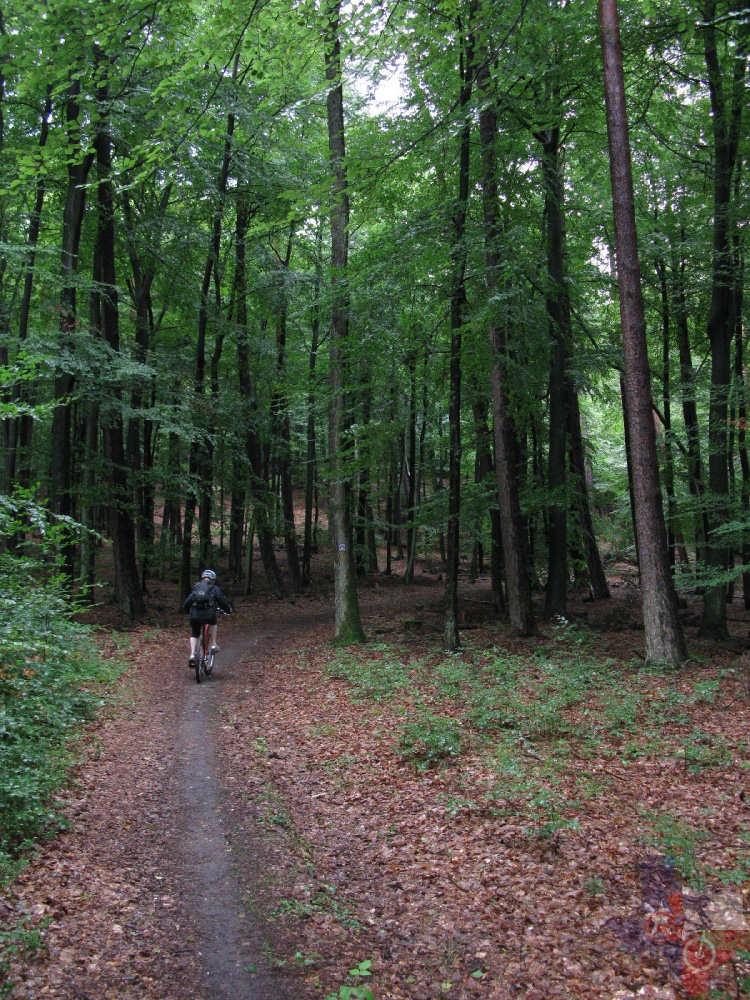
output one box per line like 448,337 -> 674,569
0,0 -> 748,665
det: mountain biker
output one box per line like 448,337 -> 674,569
182,569 -> 233,668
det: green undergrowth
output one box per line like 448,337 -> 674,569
0,556 -> 122,884
0,913 -> 49,994
323,616 -> 733,759
319,617 -> 744,848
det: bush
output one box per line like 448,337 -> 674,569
0,553 -> 118,881
398,712 -> 463,769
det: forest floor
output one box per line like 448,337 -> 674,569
2,555 -> 750,1000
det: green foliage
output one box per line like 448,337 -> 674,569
0,490 -> 85,558
271,885 -> 360,930
687,679 -> 720,705
584,876 -> 606,896
602,690 -> 641,733
329,618 -> 716,770
464,685 -> 516,733
489,739 -> 582,845
398,713 -> 463,770
0,913 -> 49,995
322,622 -> 744,859
707,826 -> 750,888
0,554 -> 120,881
682,731 -> 732,772
642,812 -> 710,890
325,650 -> 411,701
323,960 -> 375,1000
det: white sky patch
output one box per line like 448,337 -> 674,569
351,57 -> 408,115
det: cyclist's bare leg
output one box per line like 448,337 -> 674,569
209,624 -> 218,650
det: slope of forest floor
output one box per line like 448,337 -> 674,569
2,557 -> 750,1000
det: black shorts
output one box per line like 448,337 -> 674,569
190,616 -> 216,638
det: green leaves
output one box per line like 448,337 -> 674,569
323,959 -> 375,1000
0,548 -> 121,882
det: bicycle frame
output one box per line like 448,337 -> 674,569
194,609 -> 225,683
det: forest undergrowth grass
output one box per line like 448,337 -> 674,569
321,615 -> 749,867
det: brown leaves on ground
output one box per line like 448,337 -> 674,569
3,565 -> 750,1000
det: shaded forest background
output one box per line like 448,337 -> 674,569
0,0 -> 748,659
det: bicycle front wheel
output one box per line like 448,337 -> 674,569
201,624 -> 212,677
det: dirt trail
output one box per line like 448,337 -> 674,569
172,616 -> 333,1000
5,595 -> 334,1000
174,639 -> 284,1000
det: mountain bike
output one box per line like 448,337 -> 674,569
194,621 -> 216,684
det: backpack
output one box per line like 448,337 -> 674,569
192,579 -> 216,612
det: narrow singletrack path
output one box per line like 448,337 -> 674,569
170,615 -> 332,1000
5,596 -> 335,1000
173,646 -> 280,1000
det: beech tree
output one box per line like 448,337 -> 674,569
698,0 -> 748,639
477,35 -> 534,636
325,0 -> 365,643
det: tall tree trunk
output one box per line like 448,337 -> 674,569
394,430 -> 405,561
540,126 -> 569,616
655,257 -> 684,571
50,78 -> 94,579
478,44 -> 533,636
181,480 -> 197,606
472,387 -> 506,612
272,224 -> 302,589
404,351 -> 418,583
79,400 -> 100,591
0,12 -> 10,498
699,4 -> 746,638
302,224 -> 322,589
567,379 -> 610,599
599,0 -> 687,666
673,247 -> 708,563
444,8 -> 476,651
734,253 -> 750,607
302,241 -> 322,588
181,67 -> 238,597
160,427 -> 182,577
234,189 -> 286,598
94,50 -> 144,618
325,0 -> 365,642
123,183 -> 171,590
244,517 -> 255,597
228,479 -> 246,582
15,88 -> 52,488
207,324 -> 227,570
356,376 -> 378,576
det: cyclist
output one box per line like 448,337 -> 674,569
182,569 -> 234,668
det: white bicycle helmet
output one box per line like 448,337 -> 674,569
201,569 -> 217,581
